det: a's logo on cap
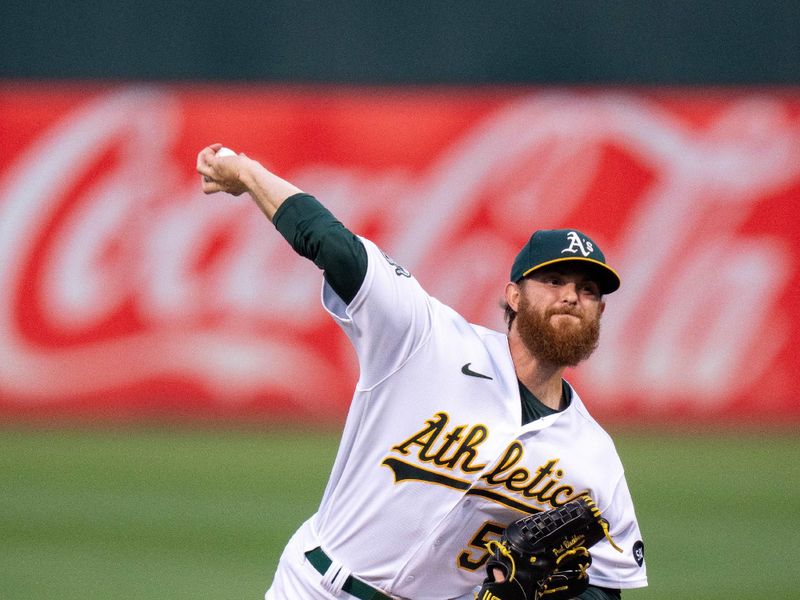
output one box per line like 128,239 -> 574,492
561,231 -> 594,257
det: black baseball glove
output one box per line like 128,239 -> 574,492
476,496 -> 621,600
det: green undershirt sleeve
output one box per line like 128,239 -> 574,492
272,193 -> 368,305
578,585 -> 622,600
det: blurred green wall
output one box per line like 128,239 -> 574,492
1,1 -> 798,83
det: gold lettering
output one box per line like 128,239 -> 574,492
525,459 -> 559,492
390,415 -> 581,509
392,412 -> 449,460
446,425 -> 488,472
505,468 -> 532,489
524,476 -> 557,499
482,445 -> 580,508
544,484 -> 576,506
390,413 -> 488,475
432,426 -> 465,465
481,441 -> 525,485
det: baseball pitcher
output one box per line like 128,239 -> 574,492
196,144 -> 648,600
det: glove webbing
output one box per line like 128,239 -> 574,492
485,539 -> 521,581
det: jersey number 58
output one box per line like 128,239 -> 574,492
457,521 -> 506,571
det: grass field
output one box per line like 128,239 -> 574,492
1,426 -> 797,599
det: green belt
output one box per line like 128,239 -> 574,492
304,546 -> 393,600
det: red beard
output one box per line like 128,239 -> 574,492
516,296 -> 601,367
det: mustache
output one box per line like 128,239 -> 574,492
546,307 -> 584,318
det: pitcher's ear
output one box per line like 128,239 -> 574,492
505,281 -> 521,312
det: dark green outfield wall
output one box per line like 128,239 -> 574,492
1,2 -> 798,83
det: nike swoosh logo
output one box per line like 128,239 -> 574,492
461,363 -> 493,380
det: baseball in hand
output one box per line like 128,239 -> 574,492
203,147 -> 237,183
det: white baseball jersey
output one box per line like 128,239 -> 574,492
266,238 -> 647,600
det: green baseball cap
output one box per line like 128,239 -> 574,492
510,229 -> 621,294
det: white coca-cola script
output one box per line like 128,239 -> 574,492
1,86 -> 798,419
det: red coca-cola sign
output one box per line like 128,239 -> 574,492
1,83 -> 799,422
